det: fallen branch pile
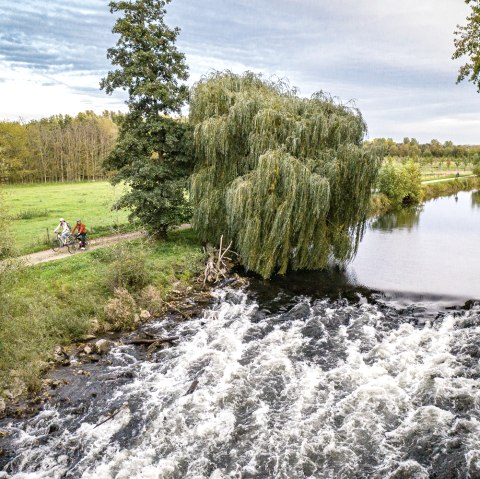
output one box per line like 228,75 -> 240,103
201,235 -> 236,286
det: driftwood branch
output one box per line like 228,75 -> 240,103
126,336 -> 179,345
94,403 -> 128,429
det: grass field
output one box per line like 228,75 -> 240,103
3,181 -> 134,255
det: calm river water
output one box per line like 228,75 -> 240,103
350,190 -> 480,302
1,191 -> 479,479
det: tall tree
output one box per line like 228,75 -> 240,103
107,117 -> 194,233
101,0 -> 193,237
190,72 -> 382,279
453,0 -> 480,92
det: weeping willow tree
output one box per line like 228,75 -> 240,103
190,71 -> 381,278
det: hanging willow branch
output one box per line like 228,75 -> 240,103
189,71 -> 382,279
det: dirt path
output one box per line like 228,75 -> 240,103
18,224 -> 192,266
19,231 -> 145,266
422,175 -> 477,184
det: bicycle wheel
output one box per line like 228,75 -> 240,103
66,236 -> 78,254
51,238 -> 62,252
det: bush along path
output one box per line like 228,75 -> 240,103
370,175 -> 480,216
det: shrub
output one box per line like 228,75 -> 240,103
377,160 -> 422,207
50,313 -> 91,341
138,285 -> 164,316
0,298 -> 56,396
103,287 -> 138,331
106,242 -> 152,292
473,163 -> 480,176
14,209 -> 49,220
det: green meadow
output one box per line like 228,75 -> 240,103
3,181 -> 133,255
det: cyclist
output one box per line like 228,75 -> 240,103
54,218 -> 70,245
71,219 -> 87,249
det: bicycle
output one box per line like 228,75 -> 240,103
67,234 -> 89,254
51,233 -> 71,252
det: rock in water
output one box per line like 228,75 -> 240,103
94,339 -> 114,355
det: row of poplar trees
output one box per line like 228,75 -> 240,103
0,112 -> 120,183
102,0 -> 382,278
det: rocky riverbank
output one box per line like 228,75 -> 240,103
0,230 -> 247,420
0,277 -> 245,420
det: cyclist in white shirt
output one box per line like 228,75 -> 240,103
54,218 -> 70,245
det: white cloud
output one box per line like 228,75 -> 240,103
0,0 -> 478,143
0,60 -> 126,120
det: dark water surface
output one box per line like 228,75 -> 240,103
1,192 -> 480,478
350,190 -> 480,302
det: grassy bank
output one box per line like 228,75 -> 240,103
422,176 -> 480,201
0,229 -> 203,399
369,176 -> 480,216
3,181 -> 133,255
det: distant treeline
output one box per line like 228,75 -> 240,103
0,111 -> 122,183
368,137 -> 480,161
3,116 -> 480,185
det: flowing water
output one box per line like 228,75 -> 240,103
1,191 -> 480,479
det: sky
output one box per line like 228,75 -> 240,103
0,0 -> 479,144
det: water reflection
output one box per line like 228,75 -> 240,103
472,190 -> 480,208
249,267 -> 374,313
370,206 -> 422,232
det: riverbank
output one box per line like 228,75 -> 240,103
0,229 -> 208,415
4,180 -> 479,417
422,175 -> 480,201
369,176 -> 480,216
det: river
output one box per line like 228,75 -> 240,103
350,189 -> 480,302
1,191 -> 479,478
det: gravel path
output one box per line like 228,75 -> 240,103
421,174 -> 477,184
18,231 -> 145,266
17,223 -> 192,266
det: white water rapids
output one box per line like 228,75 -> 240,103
2,288 -> 480,478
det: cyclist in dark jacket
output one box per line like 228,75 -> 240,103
71,219 -> 87,249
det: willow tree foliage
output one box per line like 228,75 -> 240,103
190,72 -> 381,278
453,0 -> 480,92
101,0 -> 193,237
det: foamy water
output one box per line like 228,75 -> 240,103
2,288 -> 480,478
